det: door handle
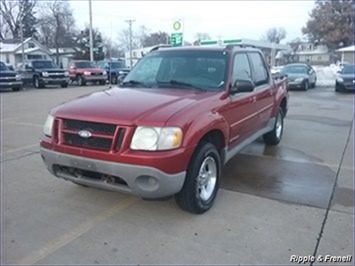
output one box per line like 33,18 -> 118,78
269,90 -> 274,96
250,96 -> 257,103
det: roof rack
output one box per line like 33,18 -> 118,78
225,44 -> 256,49
149,44 -> 172,52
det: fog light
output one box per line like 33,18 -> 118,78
148,176 -> 157,186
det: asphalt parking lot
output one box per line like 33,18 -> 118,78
1,85 -> 354,265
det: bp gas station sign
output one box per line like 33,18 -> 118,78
171,20 -> 183,47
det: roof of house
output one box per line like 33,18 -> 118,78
0,37 -> 52,55
337,45 -> 355,52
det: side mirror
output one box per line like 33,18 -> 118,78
230,79 -> 254,94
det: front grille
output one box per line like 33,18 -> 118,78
91,72 -> 103,76
49,75 -> 65,79
63,133 -> 112,151
60,119 -> 126,152
0,73 -> 16,78
0,78 -> 16,83
64,119 -> 116,135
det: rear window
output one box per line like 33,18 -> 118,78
341,64 -> 355,74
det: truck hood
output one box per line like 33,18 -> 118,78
52,87 -> 214,126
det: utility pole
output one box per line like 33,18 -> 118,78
89,0 -> 94,61
125,19 -> 135,68
20,23 -> 25,63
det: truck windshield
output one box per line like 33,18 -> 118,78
109,61 -> 125,68
123,50 -> 228,91
33,61 -> 58,69
0,62 -> 9,71
341,64 -> 355,74
75,61 -> 97,68
282,66 -> 307,74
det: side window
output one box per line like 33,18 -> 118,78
249,52 -> 269,87
232,53 -> 252,85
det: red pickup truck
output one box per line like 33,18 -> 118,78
40,46 -> 289,214
68,60 -> 107,86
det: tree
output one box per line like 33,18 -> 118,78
117,28 -> 140,51
302,0 -> 354,50
38,0 -> 77,64
74,27 -> 104,61
0,0 -> 38,39
194,32 -> 211,41
142,31 -> 169,47
102,37 -> 124,58
262,27 -> 287,44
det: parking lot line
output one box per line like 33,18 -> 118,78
3,121 -> 44,127
3,143 -> 39,154
15,196 -> 139,265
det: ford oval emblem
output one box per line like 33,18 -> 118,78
78,130 -> 92,138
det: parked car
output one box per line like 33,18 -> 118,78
335,64 -> 355,92
5,63 -> 15,71
0,61 -> 22,91
281,63 -> 317,90
40,45 -> 289,214
97,59 -> 130,84
19,60 -> 69,88
68,60 -> 107,86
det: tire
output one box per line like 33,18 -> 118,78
312,78 -> 317,88
99,80 -> 106,85
77,75 -> 86,86
61,82 -> 68,88
12,86 -> 22,91
175,142 -> 221,214
335,83 -> 344,93
303,80 -> 309,91
33,76 -> 44,88
263,108 -> 284,146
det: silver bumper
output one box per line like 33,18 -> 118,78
0,81 -> 22,88
40,148 -> 186,198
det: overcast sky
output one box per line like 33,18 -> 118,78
69,0 -> 315,43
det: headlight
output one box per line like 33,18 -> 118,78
84,71 -> 91,76
336,77 -> 344,83
130,127 -> 183,151
294,77 -> 304,82
118,71 -> 125,75
15,74 -> 21,80
64,71 -> 69,76
102,71 -> 107,75
43,114 -> 54,137
42,72 -> 49,77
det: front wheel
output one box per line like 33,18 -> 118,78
303,80 -> 309,91
77,75 -> 86,86
33,76 -> 44,88
175,142 -> 221,214
263,108 -> 284,146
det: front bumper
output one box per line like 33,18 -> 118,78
288,81 -> 304,89
40,148 -> 186,198
41,77 -> 69,85
83,75 -> 108,82
0,81 -> 22,89
336,82 -> 355,91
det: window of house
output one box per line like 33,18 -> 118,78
28,42 -> 35,48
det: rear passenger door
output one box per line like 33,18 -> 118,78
248,52 -> 274,130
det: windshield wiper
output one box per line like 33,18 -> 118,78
121,80 -> 151,88
156,80 -> 206,91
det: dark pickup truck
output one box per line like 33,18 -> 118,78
40,45 -> 289,214
97,59 -> 130,84
20,59 -> 69,88
0,61 -> 22,91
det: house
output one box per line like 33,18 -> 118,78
336,45 -> 354,63
49,47 -> 76,69
0,37 -> 52,68
293,42 -> 330,65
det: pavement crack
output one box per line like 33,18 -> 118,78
0,151 -> 40,164
310,118 -> 354,265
